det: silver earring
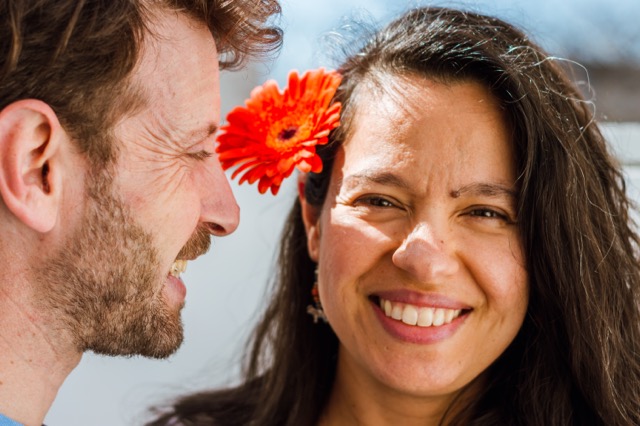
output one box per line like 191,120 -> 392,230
306,268 -> 327,323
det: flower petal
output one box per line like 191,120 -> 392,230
216,68 -> 342,195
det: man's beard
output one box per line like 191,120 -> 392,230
34,168 -> 210,359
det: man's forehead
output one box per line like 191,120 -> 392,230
128,8 -> 218,99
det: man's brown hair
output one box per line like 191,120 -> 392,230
0,0 -> 282,164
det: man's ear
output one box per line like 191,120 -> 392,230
0,99 -> 65,233
298,173 -> 321,262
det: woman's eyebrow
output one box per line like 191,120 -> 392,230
450,182 -> 517,200
343,171 -> 410,189
343,173 -> 517,203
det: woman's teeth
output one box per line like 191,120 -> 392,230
379,298 -> 462,327
170,260 -> 188,278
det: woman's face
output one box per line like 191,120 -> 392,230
302,76 -> 528,407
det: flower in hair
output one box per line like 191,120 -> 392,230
216,68 -> 342,195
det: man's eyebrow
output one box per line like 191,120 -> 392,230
450,182 -> 517,200
179,123 -> 219,147
343,171 -> 411,189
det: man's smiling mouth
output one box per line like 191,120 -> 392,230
170,260 -> 188,278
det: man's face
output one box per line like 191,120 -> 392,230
36,11 -> 239,358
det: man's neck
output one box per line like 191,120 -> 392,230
0,286 -> 81,426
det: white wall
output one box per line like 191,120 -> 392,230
603,123 -> 640,207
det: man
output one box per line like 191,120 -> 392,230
0,1 -> 281,425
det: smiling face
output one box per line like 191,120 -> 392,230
303,76 -> 528,419
36,10 -> 239,358
112,10 -> 239,309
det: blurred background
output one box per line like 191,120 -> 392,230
45,0 -> 639,424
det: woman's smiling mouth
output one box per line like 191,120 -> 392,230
378,297 -> 464,327
367,293 -> 473,344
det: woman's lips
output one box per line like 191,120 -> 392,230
369,292 -> 471,344
379,297 -> 463,327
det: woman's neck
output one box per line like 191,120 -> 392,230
318,351 -> 476,426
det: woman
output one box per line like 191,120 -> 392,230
148,7 -> 640,425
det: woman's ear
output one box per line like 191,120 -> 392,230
0,99 -> 65,233
298,173 -> 321,261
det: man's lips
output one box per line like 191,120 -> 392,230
177,226 -> 211,260
169,259 -> 188,278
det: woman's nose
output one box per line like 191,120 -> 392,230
391,222 -> 459,283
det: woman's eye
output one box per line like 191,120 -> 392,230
355,196 -> 397,208
468,208 -> 512,223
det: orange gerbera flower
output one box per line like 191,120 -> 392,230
216,68 -> 342,195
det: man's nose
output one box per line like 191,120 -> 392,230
199,156 -> 240,236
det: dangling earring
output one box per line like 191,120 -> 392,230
306,268 -> 327,323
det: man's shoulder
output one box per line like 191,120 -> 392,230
0,413 -> 23,426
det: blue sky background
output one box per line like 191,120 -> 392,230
264,0 -> 640,84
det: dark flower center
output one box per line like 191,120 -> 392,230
278,126 -> 298,141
